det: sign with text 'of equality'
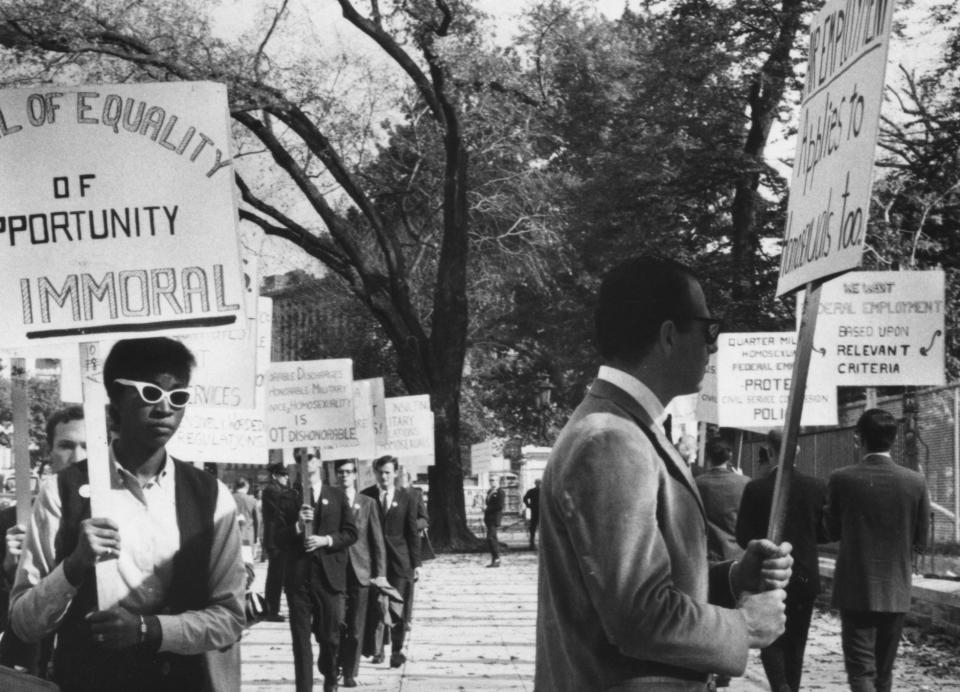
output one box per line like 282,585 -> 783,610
377,395 -> 434,473
776,0 -> 895,296
804,270 -> 946,387
717,333 -> 838,429
168,298 -> 273,463
265,359 -> 357,450
0,82 -> 246,347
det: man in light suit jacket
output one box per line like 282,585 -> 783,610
536,255 -> 793,692
278,455 -> 358,692
737,428 -> 829,692
696,437 -> 750,562
334,459 -> 386,688
361,455 -> 420,669
826,408 -> 930,692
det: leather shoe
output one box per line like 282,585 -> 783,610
342,678 -> 357,688
323,681 -> 337,692
390,652 -> 406,668
264,614 -> 284,622
371,653 -> 385,664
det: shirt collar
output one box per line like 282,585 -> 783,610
109,442 -> 173,489
597,365 -> 667,427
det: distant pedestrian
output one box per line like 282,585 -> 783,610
277,454 -> 357,692
522,479 -> 541,550
826,408 -> 930,692
261,462 -> 297,622
361,455 -> 420,668
335,459 -> 386,688
483,476 -> 505,567
696,437 -> 750,562
737,428 -> 829,692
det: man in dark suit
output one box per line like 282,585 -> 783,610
261,462 -> 297,622
737,428 -> 828,692
522,479 -> 541,550
826,408 -> 930,692
696,437 -> 750,562
334,459 -> 385,689
536,255 -> 792,691
483,476 -> 505,567
277,455 -> 358,692
361,455 -> 420,669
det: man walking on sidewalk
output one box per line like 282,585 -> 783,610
826,408 -> 930,692
536,255 -> 792,691
361,455 -> 420,669
335,459 -> 386,688
523,479 -> 541,550
262,462 -> 297,622
278,454 -> 357,692
484,476 -> 505,567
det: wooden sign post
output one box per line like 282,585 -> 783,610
11,359 -> 33,527
767,283 -> 823,542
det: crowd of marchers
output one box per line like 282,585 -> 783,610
0,337 -> 426,692
0,256 -> 936,692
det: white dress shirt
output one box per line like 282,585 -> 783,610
10,447 -> 245,655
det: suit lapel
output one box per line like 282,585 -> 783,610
589,379 -> 707,521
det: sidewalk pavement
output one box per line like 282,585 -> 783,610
239,529 -> 788,691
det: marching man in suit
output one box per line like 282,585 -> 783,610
278,454 -> 357,692
737,428 -> 829,692
361,455 -> 420,669
535,255 -> 793,691
484,476 -> 505,567
334,459 -> 386,689
826,408 -> 930,692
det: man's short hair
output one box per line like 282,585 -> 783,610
45,405 -> 84,449
595,256 -> 701,362
704,438 -> 731,467
857,408 -> 898,452
335,458 -> 358,471
234,477 -> 249,492
267,462 -> 287,476
766,428 -> 783,455
373,455 -> 398,472
103,337 -> 197,402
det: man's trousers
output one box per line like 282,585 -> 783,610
286,580 -> 344,691
840,609 -> 906,692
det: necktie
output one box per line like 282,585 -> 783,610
381,491 -> 388,511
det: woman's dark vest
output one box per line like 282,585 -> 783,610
52,459 -> 217,692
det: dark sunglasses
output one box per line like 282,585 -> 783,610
676,316 -> 722,345
114,378 -> 192,409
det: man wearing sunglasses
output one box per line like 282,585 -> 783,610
9,337 -> 245,692
535,256 -> 793,692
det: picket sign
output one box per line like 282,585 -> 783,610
12,359 -> 32,527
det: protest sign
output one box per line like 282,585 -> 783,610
777,0 -> 896,296
167,298 -> 273,463
717,332 -> 837,429
377,395 -> 434,473
805,269 -> 946,386
265,359 -> 357,450
323,377 -> 386,460
0,82 -> 246,347
695,353 -> 718,425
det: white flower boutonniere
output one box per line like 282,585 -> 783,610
321,498 -> 329,506
391,501 -> 398,509
78,484 -> 91,499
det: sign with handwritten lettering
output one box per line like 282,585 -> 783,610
804,270 -> 945,386
716,332 -> 837,428
0,82 -> 245,347
377,395 -> 434,472
265,359 -> 357,450
776,0 -> 895,296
